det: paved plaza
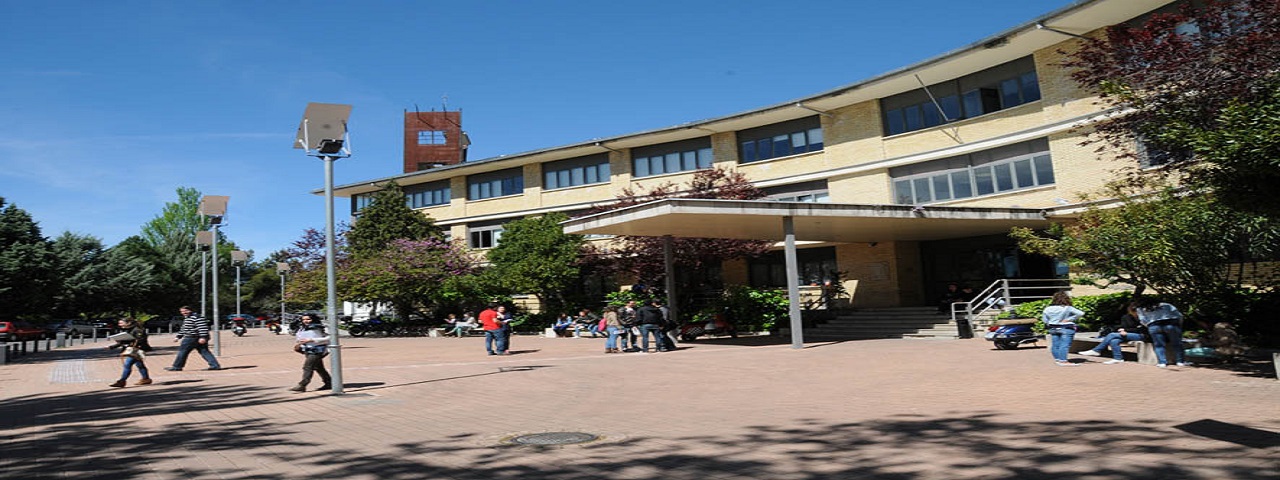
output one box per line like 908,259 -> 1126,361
2,330 -> 1277,479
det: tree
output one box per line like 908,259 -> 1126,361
1011,179 -> 1280,316
1065,0 -> 1280,217
338,238 -> 476,320
588,167 -> 773,291
0,198 -> 57,319
345,181 -> 443,258
486,212 -> 586,312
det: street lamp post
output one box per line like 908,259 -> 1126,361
199,195 -> 229,356
231,250 -> 248,321
196,231 -> 213,319
277,262 -> 291,324
295,102 -> 352,395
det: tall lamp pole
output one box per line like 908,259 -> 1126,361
231,250 -> 248,321
200,195 -> 229,356
277,262 -> 291,323
196,231 -> 213,319
295,102 -> 352,395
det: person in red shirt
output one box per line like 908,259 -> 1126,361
479,304 -> 508,355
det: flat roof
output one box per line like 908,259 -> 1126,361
560,198 -> 1051,243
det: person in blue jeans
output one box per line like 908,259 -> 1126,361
1077,310 -> 1146,364
166,306 -> 221,371
602,307 -> 623,353
1042,291 -> 1084,366
1132,297 -> 1186,368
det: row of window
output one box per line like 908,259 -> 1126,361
885,71 -> 1040,135
407,186 -> 450,209
740,128 -> 824,164
893,153 -> 1055,205
632,147 -> 714,178
544,161 -> 611,190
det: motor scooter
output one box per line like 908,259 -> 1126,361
267,321 -> 282,335
984,317 -> 1042,350
232,320 -> 247,337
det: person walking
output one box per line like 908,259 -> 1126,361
1042,291 -> 1084,366
166,305 -> 221,371
479,304 -> 508,355
106,317 -> 152,387
290,314 -> 332,392
1132,297 -> 1187,368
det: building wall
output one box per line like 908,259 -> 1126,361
350,1 -> 1179,308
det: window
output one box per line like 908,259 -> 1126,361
631,138 -> 713,178
881,56 -> 1041,135
737,116 -> 824,164
405,181 -> 451,209
764,180 -> 830,203
417,130 -> 447,145
748,247 -> 839,288
467,168 -> 524,200
544,154 -> 611,190
1136,135 -> 1193,168
352,193 -> 375,214
890,138 -> 1054,204
468,225 -> 504,249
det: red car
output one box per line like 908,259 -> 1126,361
0,321 -> 48,342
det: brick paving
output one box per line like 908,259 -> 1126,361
1,331 -> 1277,479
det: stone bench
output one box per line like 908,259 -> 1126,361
1068,332 -> 1188,365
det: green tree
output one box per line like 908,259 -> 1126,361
0,198 -> 57,319
345,181 -> 443,258
486,213 -> 586,313
338,238 -> 476,320
1011,180 -> 1280,316
1066,1 -> 1280,217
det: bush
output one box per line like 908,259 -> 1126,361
720,285 -> 789,332
1010,292 -> 1133,332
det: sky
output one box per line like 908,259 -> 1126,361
0,0 -> 1073,260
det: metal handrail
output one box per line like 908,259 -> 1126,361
949,278 -> 1071,323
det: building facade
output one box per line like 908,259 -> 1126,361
332,0 -> 1181,310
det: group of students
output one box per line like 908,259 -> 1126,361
1041,292 -> 1188,368
104,306 -> 333,393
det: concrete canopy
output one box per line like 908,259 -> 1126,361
561,198 -> 1052,350
560,198 -> 1052,242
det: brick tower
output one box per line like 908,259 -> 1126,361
403,109 -> 467,173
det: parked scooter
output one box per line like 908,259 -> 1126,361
984,317 -> 1042,350
232,320 -> 247,337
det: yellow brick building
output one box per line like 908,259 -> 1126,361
332,0 -> 1181,313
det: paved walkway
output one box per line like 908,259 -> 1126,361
2,331 -> 1277,479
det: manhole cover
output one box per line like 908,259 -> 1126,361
508,432 -> 599,445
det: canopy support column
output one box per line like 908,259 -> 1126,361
783,216 -> 803,349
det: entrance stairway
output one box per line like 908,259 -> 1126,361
802,307 -> 968,340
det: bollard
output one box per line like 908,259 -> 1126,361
0,343 -> 8,364
56,331 -> 66,348
32,338 -> 39,353
45,337 -> 53,351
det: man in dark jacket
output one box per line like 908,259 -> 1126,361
636,301 -> 667,353
166,306 -> 221,371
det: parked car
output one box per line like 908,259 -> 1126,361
0,321 -> 48,342
44,319 -> 109,337
143,315 -> 182,333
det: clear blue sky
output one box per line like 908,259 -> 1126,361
0,0 -> 1070,259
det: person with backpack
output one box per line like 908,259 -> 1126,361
602,307 -> 623,353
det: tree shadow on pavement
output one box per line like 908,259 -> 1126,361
287,413 -> 1280,480
0,383 -> 309,431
